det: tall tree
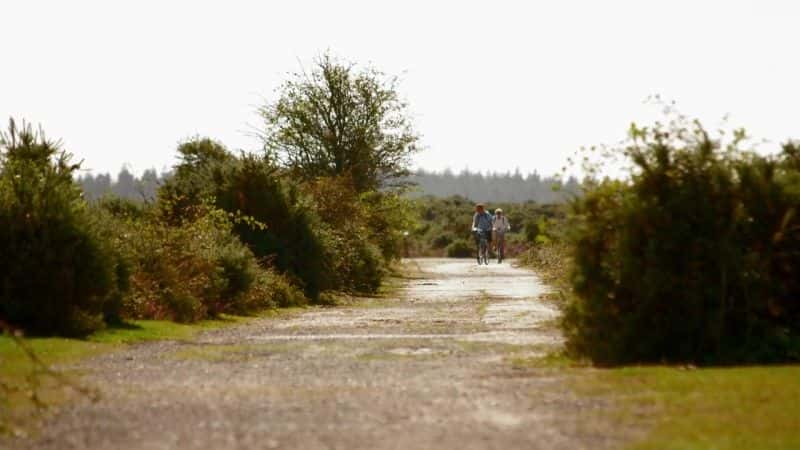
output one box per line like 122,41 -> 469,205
260,53 -> 419,192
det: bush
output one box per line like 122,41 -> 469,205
523,220 -> 541,243
237,269 -> 307,310
520,241 -> 570,286
105,203 -> 269,321
301,176 -> 407,293
564,120 -> 800,365
358,190 -> 415,261
159,139 -> 331,300
430,231 -> 454,249
446,239 -> 473,258
346,239 -> 385,293
0,120 -> 127,336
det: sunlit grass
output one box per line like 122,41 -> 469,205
577,365 -> 800,450
0,315 -> 250,378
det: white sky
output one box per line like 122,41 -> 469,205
2,0 -> 798,177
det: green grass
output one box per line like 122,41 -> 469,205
0,315 -> 251,378
508,351 -> 581,369
576,365 -> 800,450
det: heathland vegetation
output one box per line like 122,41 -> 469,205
0,54 -> 416,338
523,113 -> 800,366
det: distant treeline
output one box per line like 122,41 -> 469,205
80,168 -> 581,203
77,168 -> 170,202
407,169 -> 580,203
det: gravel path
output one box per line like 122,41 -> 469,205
4,258 -> 619,450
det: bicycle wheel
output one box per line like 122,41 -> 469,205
496,234 -> 504,263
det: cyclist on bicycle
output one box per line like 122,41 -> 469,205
492,208 -> 511,263
472,203 -> 493,252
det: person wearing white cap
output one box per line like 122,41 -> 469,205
492,208 -> 511,263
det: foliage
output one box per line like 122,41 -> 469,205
2,55 -> 423,336
159,139 -> 330,300
359,190 -> 415,261
0,120 -> 127,336
301,175 -> 404,294
564,118 -> 800,365
162,138 -> 410,299
445,239 -> 473,258
100,201 -> 303,322
517,212 -> 572,287
240,269 -> 307,309
519,241 -> 570,288
260,53 -> 419,192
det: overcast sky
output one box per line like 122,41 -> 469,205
2,0 -> 798,177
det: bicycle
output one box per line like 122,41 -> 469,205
473,228 -> 490,265
495,231 -> 505,264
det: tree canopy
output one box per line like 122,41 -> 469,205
260,54 -> 419,192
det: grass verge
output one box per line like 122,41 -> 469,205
512,353 -> 800,449
580,365 -> 800,450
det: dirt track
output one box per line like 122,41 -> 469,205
5,258 -> 619,450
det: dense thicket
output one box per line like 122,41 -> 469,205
0,120 -> 128,336
564,121 -> 800,365
159,138 -> 331,300
159,137 -> 412,300
98,199 -> 305,322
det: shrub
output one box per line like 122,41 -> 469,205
446,239 -> 473,258
523,220 -> 541,243
303,176 -> 412,292
162,139 -> 410,299
358,190 -> 415,261
430,231 -> 454,249
105,203 -> 267,321
237,269 -> 307,311
311,219 -> 385,295
0,120 -> 127,336
95,195 -> 147,220
520,241 -> 570,286
344,239 -> 385,293
564,120 -> 800,365
159,139 -> 331,300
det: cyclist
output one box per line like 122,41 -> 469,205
472,203 -> 493,262
492,208 -> 511,263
